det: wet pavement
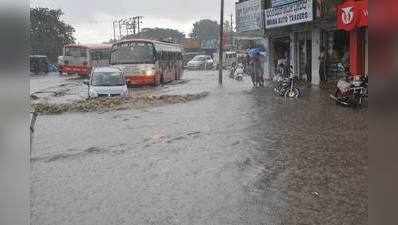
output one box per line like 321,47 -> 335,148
30,71 -> 367,225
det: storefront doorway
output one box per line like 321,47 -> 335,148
271,36 -> 290,76
321,30 -> 350,81
295,32 -> 312,82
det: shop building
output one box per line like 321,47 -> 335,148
263,0 -> 368,85
265,0 -> 323,85
336,0 -> 368,78
235,0 -> 368,84
235,0 -> 270,78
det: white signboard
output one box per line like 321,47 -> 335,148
235,0 -> 263,32
265,0 -> 313,29
272,0 -> 296,7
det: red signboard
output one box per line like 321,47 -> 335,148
337,0 -> 368,31
357,0 -> 368,27
337,1 -> 359,31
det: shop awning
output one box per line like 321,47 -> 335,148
337,0 -> 368,31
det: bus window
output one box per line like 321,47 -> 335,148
91,49 -> 110,61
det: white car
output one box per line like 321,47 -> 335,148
84,67 -> 128,98
186,55 -> 214,70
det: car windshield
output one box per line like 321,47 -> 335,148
91,72 -> 124,86
111,42 -> 155,64
192,56 -> 206,61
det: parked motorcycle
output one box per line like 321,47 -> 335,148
273,65 -> 301,98
229,62 -> 244,81
330,75 -> 368,107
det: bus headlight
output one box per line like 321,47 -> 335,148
89,89 -> 98,98
145,70 -> 155,76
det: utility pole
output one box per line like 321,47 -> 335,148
113,21 -> 116,41
230,14 -> 234,49
218,0 -> 224,86
132,18 -> 137,35
118,20 -> 122,40
135,16 -> 143,33
114,16 -> 143,40
230,14 -> 233,29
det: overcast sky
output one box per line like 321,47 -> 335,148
30,0 -> 237,44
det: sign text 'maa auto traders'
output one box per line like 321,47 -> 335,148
265,0 -> 313,29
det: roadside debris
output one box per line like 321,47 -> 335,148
312,191 -> 320,198
32,92 -> 209,114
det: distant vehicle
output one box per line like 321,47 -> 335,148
30,55 -> 49,75
110,39 -> 184,86
84,67 -> 128,98
183,51 -> 206,66
213,51 -> 238,69
58,55 -> 64,65
59,44 -> 112,76
186,55 -> 214,70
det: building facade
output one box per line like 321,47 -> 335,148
236,0 -> 368,85
235,0 -> 270,78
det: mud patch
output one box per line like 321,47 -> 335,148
66,76 -> 86,81
32,92 -> 209,115
31,145 -> 125,163
144,130 -> 202,146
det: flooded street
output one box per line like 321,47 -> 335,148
31,71 -> 367,225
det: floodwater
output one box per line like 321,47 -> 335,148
30,71 -> 367,225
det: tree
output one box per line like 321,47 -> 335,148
124,28 -> 185,44
30,7 -> 75,63
190,19 -> 219,43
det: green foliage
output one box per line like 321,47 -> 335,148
30,7 -> 75,63
190,19 -> 219,42
124,28 -> 185,43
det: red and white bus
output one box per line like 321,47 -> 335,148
59,44 -> 112,76
110,39 -> 183,86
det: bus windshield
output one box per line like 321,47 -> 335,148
90,49 -> 111,61
65,47 -> 87,58
111,42 -> 155,64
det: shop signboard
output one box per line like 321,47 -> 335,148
235,0 -> 263,32
336,0 -> 368,31
201,39 -> 218,49
272,0 -> 296,7
265,0 -> 313,29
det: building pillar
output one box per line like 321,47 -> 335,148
349,29 -> 363,77
289,32 -> 296,76
364,29 -> 368,75
311,27 -> 321,85
263,36 -> 270,80
269,37 -> 275,79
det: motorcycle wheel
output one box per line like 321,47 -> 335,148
335,89 -> 350,106
352,93 -> 366,108
285,88 -> 300,98
273,87 -> 279,95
